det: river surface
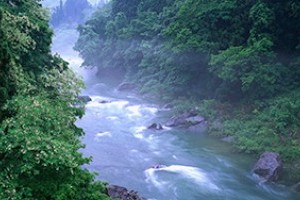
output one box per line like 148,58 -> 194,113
52,28 -> 299,200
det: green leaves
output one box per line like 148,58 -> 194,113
220,90 -> 300,161
0,1 -> 110,199
209,36 -> 287,99
249,1 -> 275,44
0,9 -> 36,56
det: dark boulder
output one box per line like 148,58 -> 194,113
99,100 -> 111,104
253,152 -> 283,181
106,185 -> 146,200
151,164 -> 167,169
117,82 -> 136,91
78,95 -> 92,103
147,123 -> 163,130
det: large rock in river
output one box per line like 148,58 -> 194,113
165,111 -> 206,131
78,95 -> 92,103
106,185 -> 146,200
165,111 -> 196,127
185,115 -> 205,125
147,123 -> 163,130
253,152 -> 283,181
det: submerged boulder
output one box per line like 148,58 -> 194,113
151,164 -> 167,169
99,100 -> 111,104
147,123 -> 163,130
117,82 -> 136,91
253,152 -> 283,181
106,185 -> 146,200
78,95 -> 92,103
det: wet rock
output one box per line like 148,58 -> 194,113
99,100 -> 111,104
165,111 -> 206,130
147,123 -> 163,130
117,82 -> 136,91
151,164 -> 167,169
78,95 -> 91,103
161,103 -> 174,110
106,185 -> 146,200
186,115 -> 205,125
221,136 -> 235,143
253,152 -> 283,181
165,111 -> 196,127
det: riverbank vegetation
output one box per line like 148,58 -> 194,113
0,1 -> 110,199
75,0 -> 300,183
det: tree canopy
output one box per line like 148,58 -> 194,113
0,0 -> 110,199
76,0 -> 300,101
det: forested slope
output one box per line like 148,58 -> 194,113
75,0 -> 300,182
0,1 -> 109,199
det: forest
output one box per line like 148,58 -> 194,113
75,0 -> 300,182
0,0 -> 110,199
0,0 -> 300,199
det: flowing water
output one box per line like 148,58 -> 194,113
52,28 -> 299,200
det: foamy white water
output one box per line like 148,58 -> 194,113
145,165 -> 220,191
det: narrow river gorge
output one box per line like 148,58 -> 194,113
52,28 -> 299,200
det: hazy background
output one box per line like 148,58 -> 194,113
42,0 -> 107,8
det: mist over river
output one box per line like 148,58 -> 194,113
52,28 -> 299,200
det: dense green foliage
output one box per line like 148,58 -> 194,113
0,0 -> 110,199
75,0 -> 300,180
76,0 -> 300,100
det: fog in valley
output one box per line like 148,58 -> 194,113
4,1 -> 297,199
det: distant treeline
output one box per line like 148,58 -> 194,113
50,0 -> 92,27
75,0 -> 300,182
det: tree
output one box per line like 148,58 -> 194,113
0,1 -> 111,199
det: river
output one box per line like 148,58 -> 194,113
52,28 -> 299,200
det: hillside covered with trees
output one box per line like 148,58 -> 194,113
75,0 -> 300,183
0,0 -> 110,199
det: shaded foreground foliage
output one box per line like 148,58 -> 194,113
0,0 -> 110,199
76,0 -> 300,182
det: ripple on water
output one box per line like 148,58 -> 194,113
94,132 -> 112,140
106,116 -> 119,120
